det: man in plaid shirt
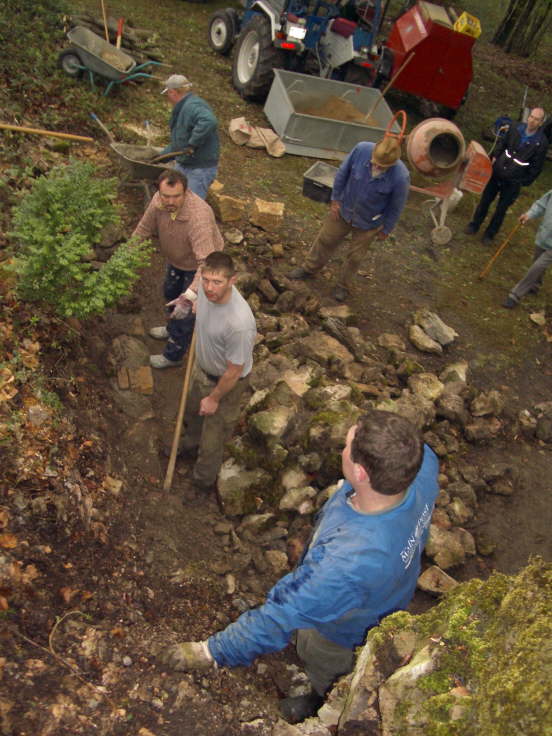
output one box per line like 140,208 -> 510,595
132,169 -> 223,369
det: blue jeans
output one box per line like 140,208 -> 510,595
164,266 -> 196,362
175,163 -> 218,199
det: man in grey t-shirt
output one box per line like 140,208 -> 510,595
180,252 -> 256,494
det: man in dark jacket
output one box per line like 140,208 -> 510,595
160,74 -> 219,199
466,107 -> 547,243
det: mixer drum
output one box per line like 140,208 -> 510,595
407,117 -> 466,179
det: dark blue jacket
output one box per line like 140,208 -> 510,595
207,445 -> 439,667
163,93 -> 219,169
332,142 -> 410,234
493,122 -> 547,186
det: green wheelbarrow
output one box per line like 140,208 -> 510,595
59,26 -> 161,96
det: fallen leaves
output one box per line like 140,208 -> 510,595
59,587 -> 94,605
0,533 -> 18,549
0,367 -> 17,402
0,509 -> 9,529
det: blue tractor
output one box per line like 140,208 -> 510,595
208,0 -> 388,100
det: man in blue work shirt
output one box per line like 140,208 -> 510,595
159,410 -> 439,724
465,107 -> 547,244
289,137 -> 410,302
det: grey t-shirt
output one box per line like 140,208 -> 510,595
196,284 -> 256,377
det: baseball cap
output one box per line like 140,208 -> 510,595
161,74 -> 193,94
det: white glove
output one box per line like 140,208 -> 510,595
166,293 -> 193,319
159,640 -> 215,671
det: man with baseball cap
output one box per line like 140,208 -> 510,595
159,74 -> 220,199
289,137 -> 410,302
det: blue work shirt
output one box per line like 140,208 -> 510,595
332,142 -> 410,234
207,445 -> 439,668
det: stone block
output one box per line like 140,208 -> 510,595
117,367 -> 130,390
249,198 -> 284,230
216,194 -> 248,223
128,366 -> 153,395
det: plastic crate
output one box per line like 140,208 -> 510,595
303,161 -> 339,203
454,11 -> 481,39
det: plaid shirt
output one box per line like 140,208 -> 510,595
132,189 -> 223,291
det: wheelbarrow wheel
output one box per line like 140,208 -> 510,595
431,225 -> 452,246
59,49 -> 83,78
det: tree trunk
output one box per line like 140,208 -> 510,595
492,0 -> 552,57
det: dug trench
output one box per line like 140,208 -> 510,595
23,183 -> 549,735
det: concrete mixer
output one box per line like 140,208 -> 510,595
407,117 -> 492,244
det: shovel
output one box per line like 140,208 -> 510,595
90,112 -> 115,142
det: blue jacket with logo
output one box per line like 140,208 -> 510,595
331,141 -> 410,234
208,445 -> 439,667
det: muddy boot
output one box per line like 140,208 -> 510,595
279,692 -> 323,724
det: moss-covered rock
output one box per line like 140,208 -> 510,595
335,558 -> 552,736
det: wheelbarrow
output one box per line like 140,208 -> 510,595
59,26 -> 161,96
109,142 -> 178,203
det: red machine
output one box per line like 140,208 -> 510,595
380,2 -> 479,114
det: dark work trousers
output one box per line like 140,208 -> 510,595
163,266 -> 196,362
470,176 -> 521,239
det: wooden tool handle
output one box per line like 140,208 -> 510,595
364,52 -> 415,121
150,150 -> 186,163
0,122 -> 93,143
478,222 -> 522,280
163,330 -> 197,492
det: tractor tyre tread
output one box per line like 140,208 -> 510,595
208,9 -> 237,55
232,14 -> 284,101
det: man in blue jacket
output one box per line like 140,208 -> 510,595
289,137 -> 410,302
465,107 -> 547,244
160,410 -> 439,723
160,74 -> 219,199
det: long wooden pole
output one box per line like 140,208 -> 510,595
478,222 -> 522,279
0,122 -> 93,143
364,52 -> 415,121
100,0 -> 110,42
163,330 -> 197,492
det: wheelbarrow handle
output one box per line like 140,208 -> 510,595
150,150 -> 186,163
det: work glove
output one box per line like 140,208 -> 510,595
166,293 -> 193,319
159,640 -> 215,672
183,146 -> 195,157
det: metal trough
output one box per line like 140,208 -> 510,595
264,69 -> 400,160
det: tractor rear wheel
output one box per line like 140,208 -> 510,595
232,14 -> 284,100
208,9 -> 238,55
